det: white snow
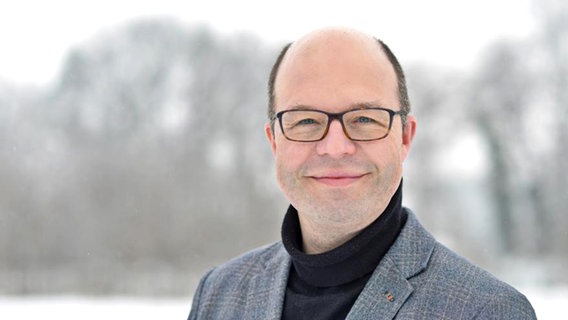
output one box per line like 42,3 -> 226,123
0,296 -> 190,319
522,286 -> 568,319
0,286 -> 566,319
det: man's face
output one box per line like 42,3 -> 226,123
265,30 -> 416,233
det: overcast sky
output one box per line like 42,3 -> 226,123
1,0 -> 536,86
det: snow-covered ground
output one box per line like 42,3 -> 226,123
522,286 -> 568,319
0,287 -> 566,319
0,296 -> 191,319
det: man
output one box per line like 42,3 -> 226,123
188,27 -> 536,319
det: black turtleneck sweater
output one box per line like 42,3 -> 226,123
281,183 -> 407,320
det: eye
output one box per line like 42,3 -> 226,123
354,116 -> 375,124
297,118 -> 318,125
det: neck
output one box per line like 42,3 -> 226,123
280,182 -> 406,287
297,181 -> 403,254
298,214 -> 368,254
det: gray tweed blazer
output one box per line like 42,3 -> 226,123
188,210 -> 536,319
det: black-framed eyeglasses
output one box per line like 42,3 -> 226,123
272,107 -> 406,142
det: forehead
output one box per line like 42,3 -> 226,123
275,29 -> 399,112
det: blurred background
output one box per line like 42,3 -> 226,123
1,0 -> 566,318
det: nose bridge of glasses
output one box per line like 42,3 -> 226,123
327,112 -> 342,124
324,113 -> 352,140
316,114 -> 356,156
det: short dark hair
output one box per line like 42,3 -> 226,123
267,38 -> 410,130
376,39 -> 410,127
267,42 -> 292,123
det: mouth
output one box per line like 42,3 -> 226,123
309,173 -> 368,187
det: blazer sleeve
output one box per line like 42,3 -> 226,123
474,290 -> 537,320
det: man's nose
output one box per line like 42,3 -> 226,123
316,120 -> 356,157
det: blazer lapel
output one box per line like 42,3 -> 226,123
346,257 -> 413,320
346,209 -> 436,320
245,244 -> 292,320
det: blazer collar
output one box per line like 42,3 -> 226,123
347,209 -> 436,320
242,209 -> 435,320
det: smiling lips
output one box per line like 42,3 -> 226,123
310,173 -> 367,187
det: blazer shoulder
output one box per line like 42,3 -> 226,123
205,241 -> 286,286
416,240 -> 537,319
394,209 -> 536,319
189,242 -> 289,319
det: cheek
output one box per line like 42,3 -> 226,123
275,144 -> 310,176
362,141 -> 403,171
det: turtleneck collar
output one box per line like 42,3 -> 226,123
281,181 -> 406,287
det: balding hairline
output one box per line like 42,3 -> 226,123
267,36 -> 410,131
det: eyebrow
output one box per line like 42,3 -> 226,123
349,101 -> 388,109
285,101 -> 388,111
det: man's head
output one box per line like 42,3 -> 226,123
268,32 -> 411,131
264,27 -> 416,253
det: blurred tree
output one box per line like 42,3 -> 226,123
1,10 -> 567,295
533,0 -> 568,263
464,0 -> 568,268
467,40 -> 537,255
0,19 -> 284,295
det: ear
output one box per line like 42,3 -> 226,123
401,115 -> 417,161
264,122 -> 277,155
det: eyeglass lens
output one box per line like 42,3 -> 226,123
280,109 -> 392,141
